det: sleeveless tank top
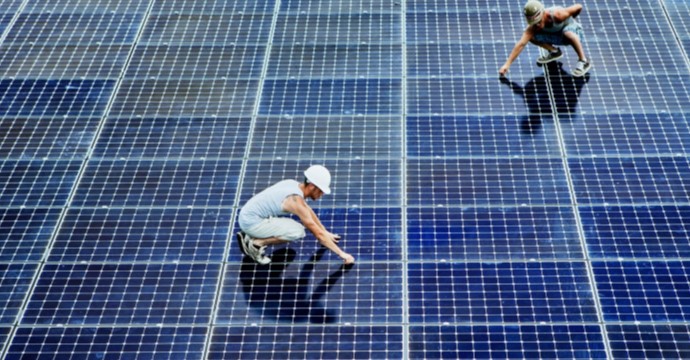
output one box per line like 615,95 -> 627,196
540,6 -> 573,34
238,179 -> 303,229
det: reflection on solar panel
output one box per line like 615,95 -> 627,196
1,0 -> 690,358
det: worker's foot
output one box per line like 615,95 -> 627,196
253,246 -> 271,265
239,232 -> 271,264
572,59 -> 591,77
536,48 -> 563,64
236,231 -> 252,256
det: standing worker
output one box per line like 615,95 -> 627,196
500,1 -> 591,77
237,165 -> 355,265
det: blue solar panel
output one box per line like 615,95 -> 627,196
22,263 -> 219,325
410,324 -> 607,359
0,80 -> 115,117
607,324 -> 690,359
593,261 -> 690,322
71,159 -> 242,207
582,206 -> 690,259
0,208 -> 61,262
0,263 -> 38,324
409,262 -> 598,323
49,208 -> 231,262
209,326 -> 404,359
2,0 -> 690,358
0,160 -> 81,207
6,327 -> 207,360
408,207 -> 582,261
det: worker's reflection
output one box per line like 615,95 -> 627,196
239,247 -> 353,323
500,61 -> 590,134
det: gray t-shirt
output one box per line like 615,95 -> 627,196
238,179 -> 303,230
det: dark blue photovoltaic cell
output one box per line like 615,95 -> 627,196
581,0 -> 659,9
6,327 -> 207,360
260,79 -> 401,115
0,327 -> 9,355
592,261 -> 690,322
49,208 -> 231,262
408,262 -> 598,323
23,0 -> 150,14
267,45 -> 402,78
0,263 -> 39,324
409,325 -> 607,359
405,0 -> 655,12
0,160 -> 81,207
230,208 -> 402,262
407,158 -> 571,206
585,40 -> 690,76
607,324 -> 690,360
71,160 -> 242,207
22,263 -> 220,325
250,116 -> 402,159
581,206 -> 690,259
502,62 -> 591,118
666,1 -> 690,55
5,14 -> 143,45
241,159 -> 402,208
562,113 -> 690,156
140,15 -> 273,45
93,118 -> 251,159
273,14 -> 400,45
0,80 -> 115,117
218,260 -> 403,324
110,79 -> 258,117
406,12 -> 525,43
406,115 -> 561,157
0,14 -> 12,34
208,326 -> 404,359
152,0 -> 275,14
586,8 -> 674,41
281,0 -> 399,13
0,118 -> 99,159
569,157 -> 690,205
407,207 -> 582,261
577,75 -> 690,114
0,45 -> 131,78
126,45 -> 266,79
0,208 -> 61,262
407,78 -> 528,115
408,43 -> 543,78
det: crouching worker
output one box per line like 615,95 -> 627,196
500,1 -> 591,77
237,165 -> 355,265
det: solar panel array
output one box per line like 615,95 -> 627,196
1,0 -> 690,358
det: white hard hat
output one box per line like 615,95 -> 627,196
304,165 -> 332,194
524,0 -> 545,25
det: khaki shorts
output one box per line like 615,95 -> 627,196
243,217 -> 306,242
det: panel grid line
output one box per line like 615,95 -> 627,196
400,0 -> 409,359
660,0 -> 690,73
543,51 -> 614,359
203,0 -> 283,358
0,0 -> 29,46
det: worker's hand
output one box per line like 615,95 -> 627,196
328,233 -> 341,243
499,64 -> 509,76
341,253 -> 355,264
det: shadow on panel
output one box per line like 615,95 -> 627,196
500,61 -> 590,134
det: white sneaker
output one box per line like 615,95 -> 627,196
239,232 -> 271,264
236,232 -> 252,256
573,59 -> 591,77
253,246 -> 271,265
536,48 -> 563,64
